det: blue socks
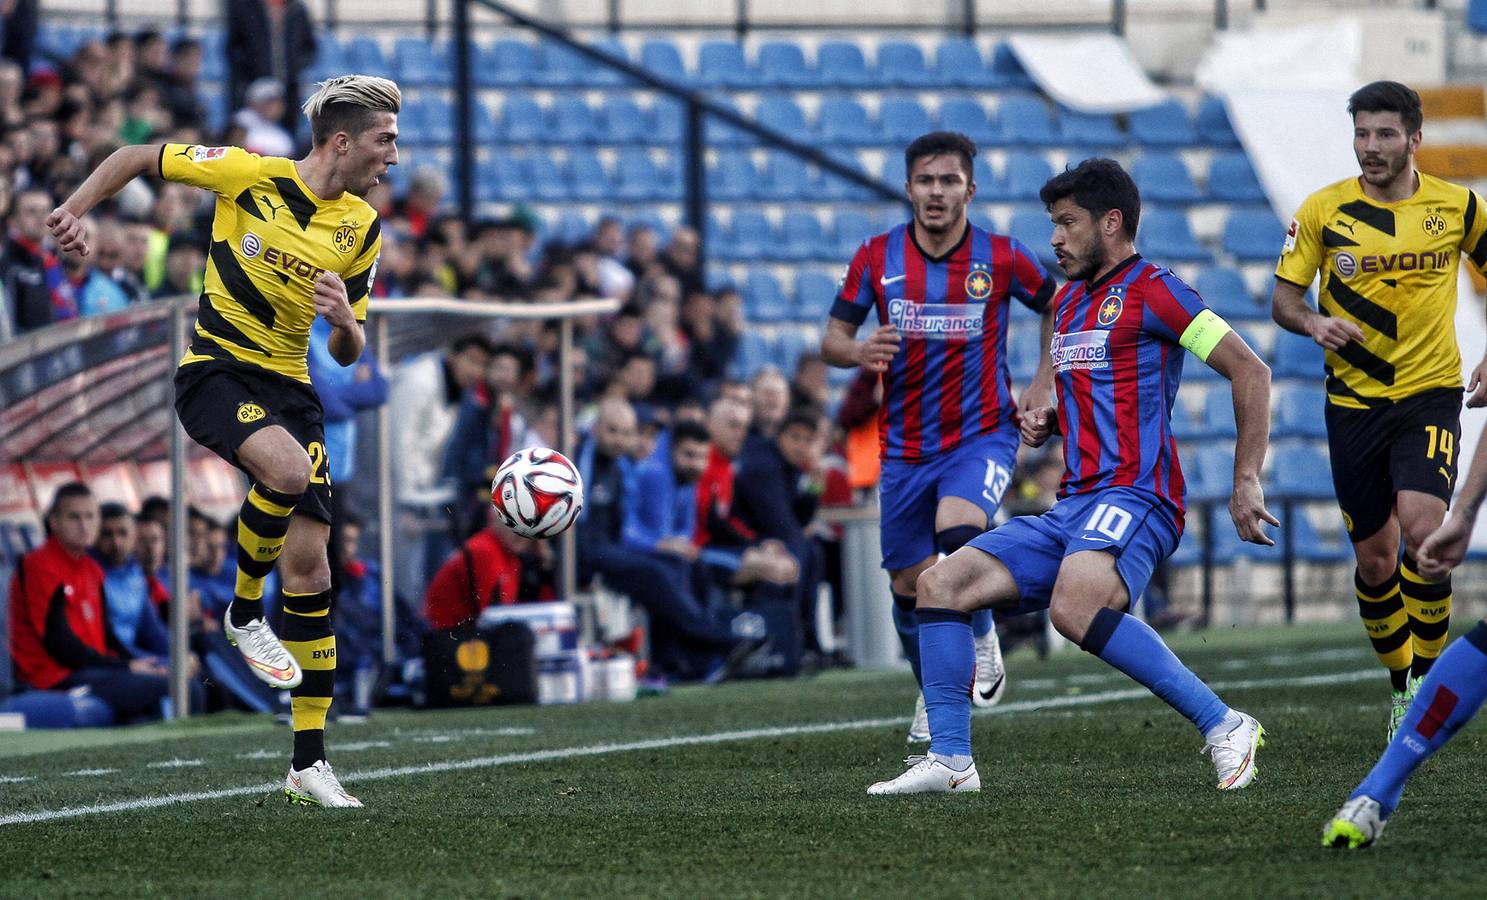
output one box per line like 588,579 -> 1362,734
919,607 -> 975,759
1354,622 -> 1487,817
1081,607 -> 1230,735
891,592 -> 922,685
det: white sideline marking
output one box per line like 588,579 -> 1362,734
0,667 -> 1378,827
235,749 -> 279,761
333,741 -> 393,752
62,768 -> 119,777
146,758 -> 204,769
0,776 -> 35,784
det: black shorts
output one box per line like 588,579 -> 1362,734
1325,387 -> 1462,543
173,362 -> 333,524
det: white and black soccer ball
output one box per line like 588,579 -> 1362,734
490,447 -> 584,539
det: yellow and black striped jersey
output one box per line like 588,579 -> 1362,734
1276,171 -> 1487,409
161,143 -> 382,384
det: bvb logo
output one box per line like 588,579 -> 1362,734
236,402 -> 266,423
1341,511 -> 1354,534
456,639 -> 490,671
1423,214 -> 1447,237
333,224 -> 358,254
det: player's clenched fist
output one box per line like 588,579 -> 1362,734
45,206 -> 89,257
1021,406 -> 1055,448
312,271 -> 355,328
855,324 -> 901,372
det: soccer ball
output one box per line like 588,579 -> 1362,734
490,447 -> 584,539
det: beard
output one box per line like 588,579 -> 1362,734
1359,150 -> 1409,188
1062,238 -> 1108,282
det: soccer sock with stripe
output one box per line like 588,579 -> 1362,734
281,588 -> 336,770
1081,608 -> 1230,735
1400,555 -> 1451,680
1353,621 -> 1487,817
918,607 -> 975,767
1355,569 -> 1413,692
890,591 -> 922,685
230,484 -> 303,627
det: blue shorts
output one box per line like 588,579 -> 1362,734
966,486 -> 1181,614
878,427 -> 1019,571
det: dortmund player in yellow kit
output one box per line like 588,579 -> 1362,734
46,75 -> 399,807
1272,81 -> 1487,741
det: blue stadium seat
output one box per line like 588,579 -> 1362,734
704,98 -> 751,146
475,101 -> 500,142
599,97 -> 648,144
1132,153 -> 1202,204
708,150 -> 758,201
1141,209 -> 1210,262
879,98 -> 931,145
794,271 -> 839,317
1270,443 -> 1334,500
1196,95 -> 1241,146
199,30 -> 228,82
343,36 -> 388,74
935,38 -> 994,88
554,212 -> 594,247
819,150 -> 869,201
734,331 -> 772,378
1170,399 -> 1207,442
1285,509 -> 1350,563
817,99 -> 878,146
307,35 -> 349,83
1270,329 -> 1323,380
760,151 -> 811,201
989,43 -> 1035,89
1203,387 -> 1238,437
745,271 -> 790,321
1060,111 -> 1125,148
758,40 -> 816,88
1009,209 -> 1057,267
1187,446 -> 1236,504
704,214 -> 729,259
699,41 -> 758,88
831,210 -> 875,257
756,97 -> 808,138
549,96 -> 597,143
1208,151 -> 1267,203
1003,152 -> 1054,202
614,149 -> 662,201
534,40 -> 585,86
1194,267 -> 1265,321
527,154 -> 567,201
1222,208 -> 1284,261
650,99 -> 684,144
996,96 -> 1058,145
1130,100 -> 1198,147
780,211 -> 827,262
972,157 -> 1004,201
585,36 -> 631,86
1273,386 -> 1328,440
395,37 -> 448,86
419,96 -> 455,145
567,150 -> 611,201
394,100 -> 429,145
730,212 -> 776,261
481,39 -> 536,87
937,99 -> 995,144
876,41 -> 934,87
640,39 -> 687,83
501,96 -> 545,142
816,41 -> 870,88
1472,0 -> 1487,33
478,154 -> 516,202
1007,330 -> 1042,382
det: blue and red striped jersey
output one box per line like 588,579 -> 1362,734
830,222 -> 1055,462
1050,255 -> 1209,524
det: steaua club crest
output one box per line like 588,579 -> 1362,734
1097,290 -> 1123,327
965,262 -> 993,300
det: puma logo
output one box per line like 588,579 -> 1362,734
1334,219 -> 1357,235
261,195 -> 286,219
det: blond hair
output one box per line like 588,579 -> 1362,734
302,74 -> 401,147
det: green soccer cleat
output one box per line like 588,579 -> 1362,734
1322,796 -> 1386,848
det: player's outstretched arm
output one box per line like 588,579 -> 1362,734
821,317 -> 899,372
1206,329 -> 1279,545
1270,277 -> 1363,350
1418,423 -> 1487,576
46,144 -> 164,257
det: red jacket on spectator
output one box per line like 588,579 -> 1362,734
423,528 -> 553,630
7,535 -> 116,689
693,445 -> 757,547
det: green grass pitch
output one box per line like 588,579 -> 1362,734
2,622 -> 1484,898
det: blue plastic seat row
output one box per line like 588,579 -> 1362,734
732,328 -> 822,380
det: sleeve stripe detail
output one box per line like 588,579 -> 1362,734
157,144 -> 167,179
830,298 -> 870,325
357,216 -> 381,260
1464,189 -> 1477,239
1471,230 -> 1487,270
1178,309 -> 1233,362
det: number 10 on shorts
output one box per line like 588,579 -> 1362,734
1083,503 -> 1132,541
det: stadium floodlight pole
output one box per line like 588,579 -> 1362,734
454,0 -> 475,223
168,297 -> 191,719
376,315 -> 396,666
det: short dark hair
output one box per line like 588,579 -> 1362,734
780,406 -> 822,435
671,420 -> 712,447
1039,157 -> 1141,240
140,495 -> 170,520
99,502 -> 130,521
905,131 -> 977,181
618,349 -> 655,370
187,505 -> 219,529
47,482 -> 92,517
450,332 -> 497,357
1348,81 -> 1423,134
491,342 -> 535,376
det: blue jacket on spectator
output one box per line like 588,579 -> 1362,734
98,557 -> 171,659
70,268 -> 130,317
622,454 -> 696,553
308,316 -> 389,483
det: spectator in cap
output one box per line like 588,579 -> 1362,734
235,77 -> 293,157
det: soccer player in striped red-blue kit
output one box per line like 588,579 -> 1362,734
869,158 -> 1279,795
821,132 -> 1057,743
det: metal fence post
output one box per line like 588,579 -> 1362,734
168,298 -> 191,718
376,315 -> 397,665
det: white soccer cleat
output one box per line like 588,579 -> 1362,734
285,760 -> 363,808
907,692 -> 930,744
1322,796 -> 1387,848
1203,711 -> 1265,790
972,626 -> 1006,708
867,754 -> 980,795
223,604 -> 302,689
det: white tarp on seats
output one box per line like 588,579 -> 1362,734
1007,33 -> 1166,113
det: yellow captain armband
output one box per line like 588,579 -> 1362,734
1179,309 -> 1233,362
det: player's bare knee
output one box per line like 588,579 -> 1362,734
1356,547 -> 1397,586
889,568 -> 920,597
